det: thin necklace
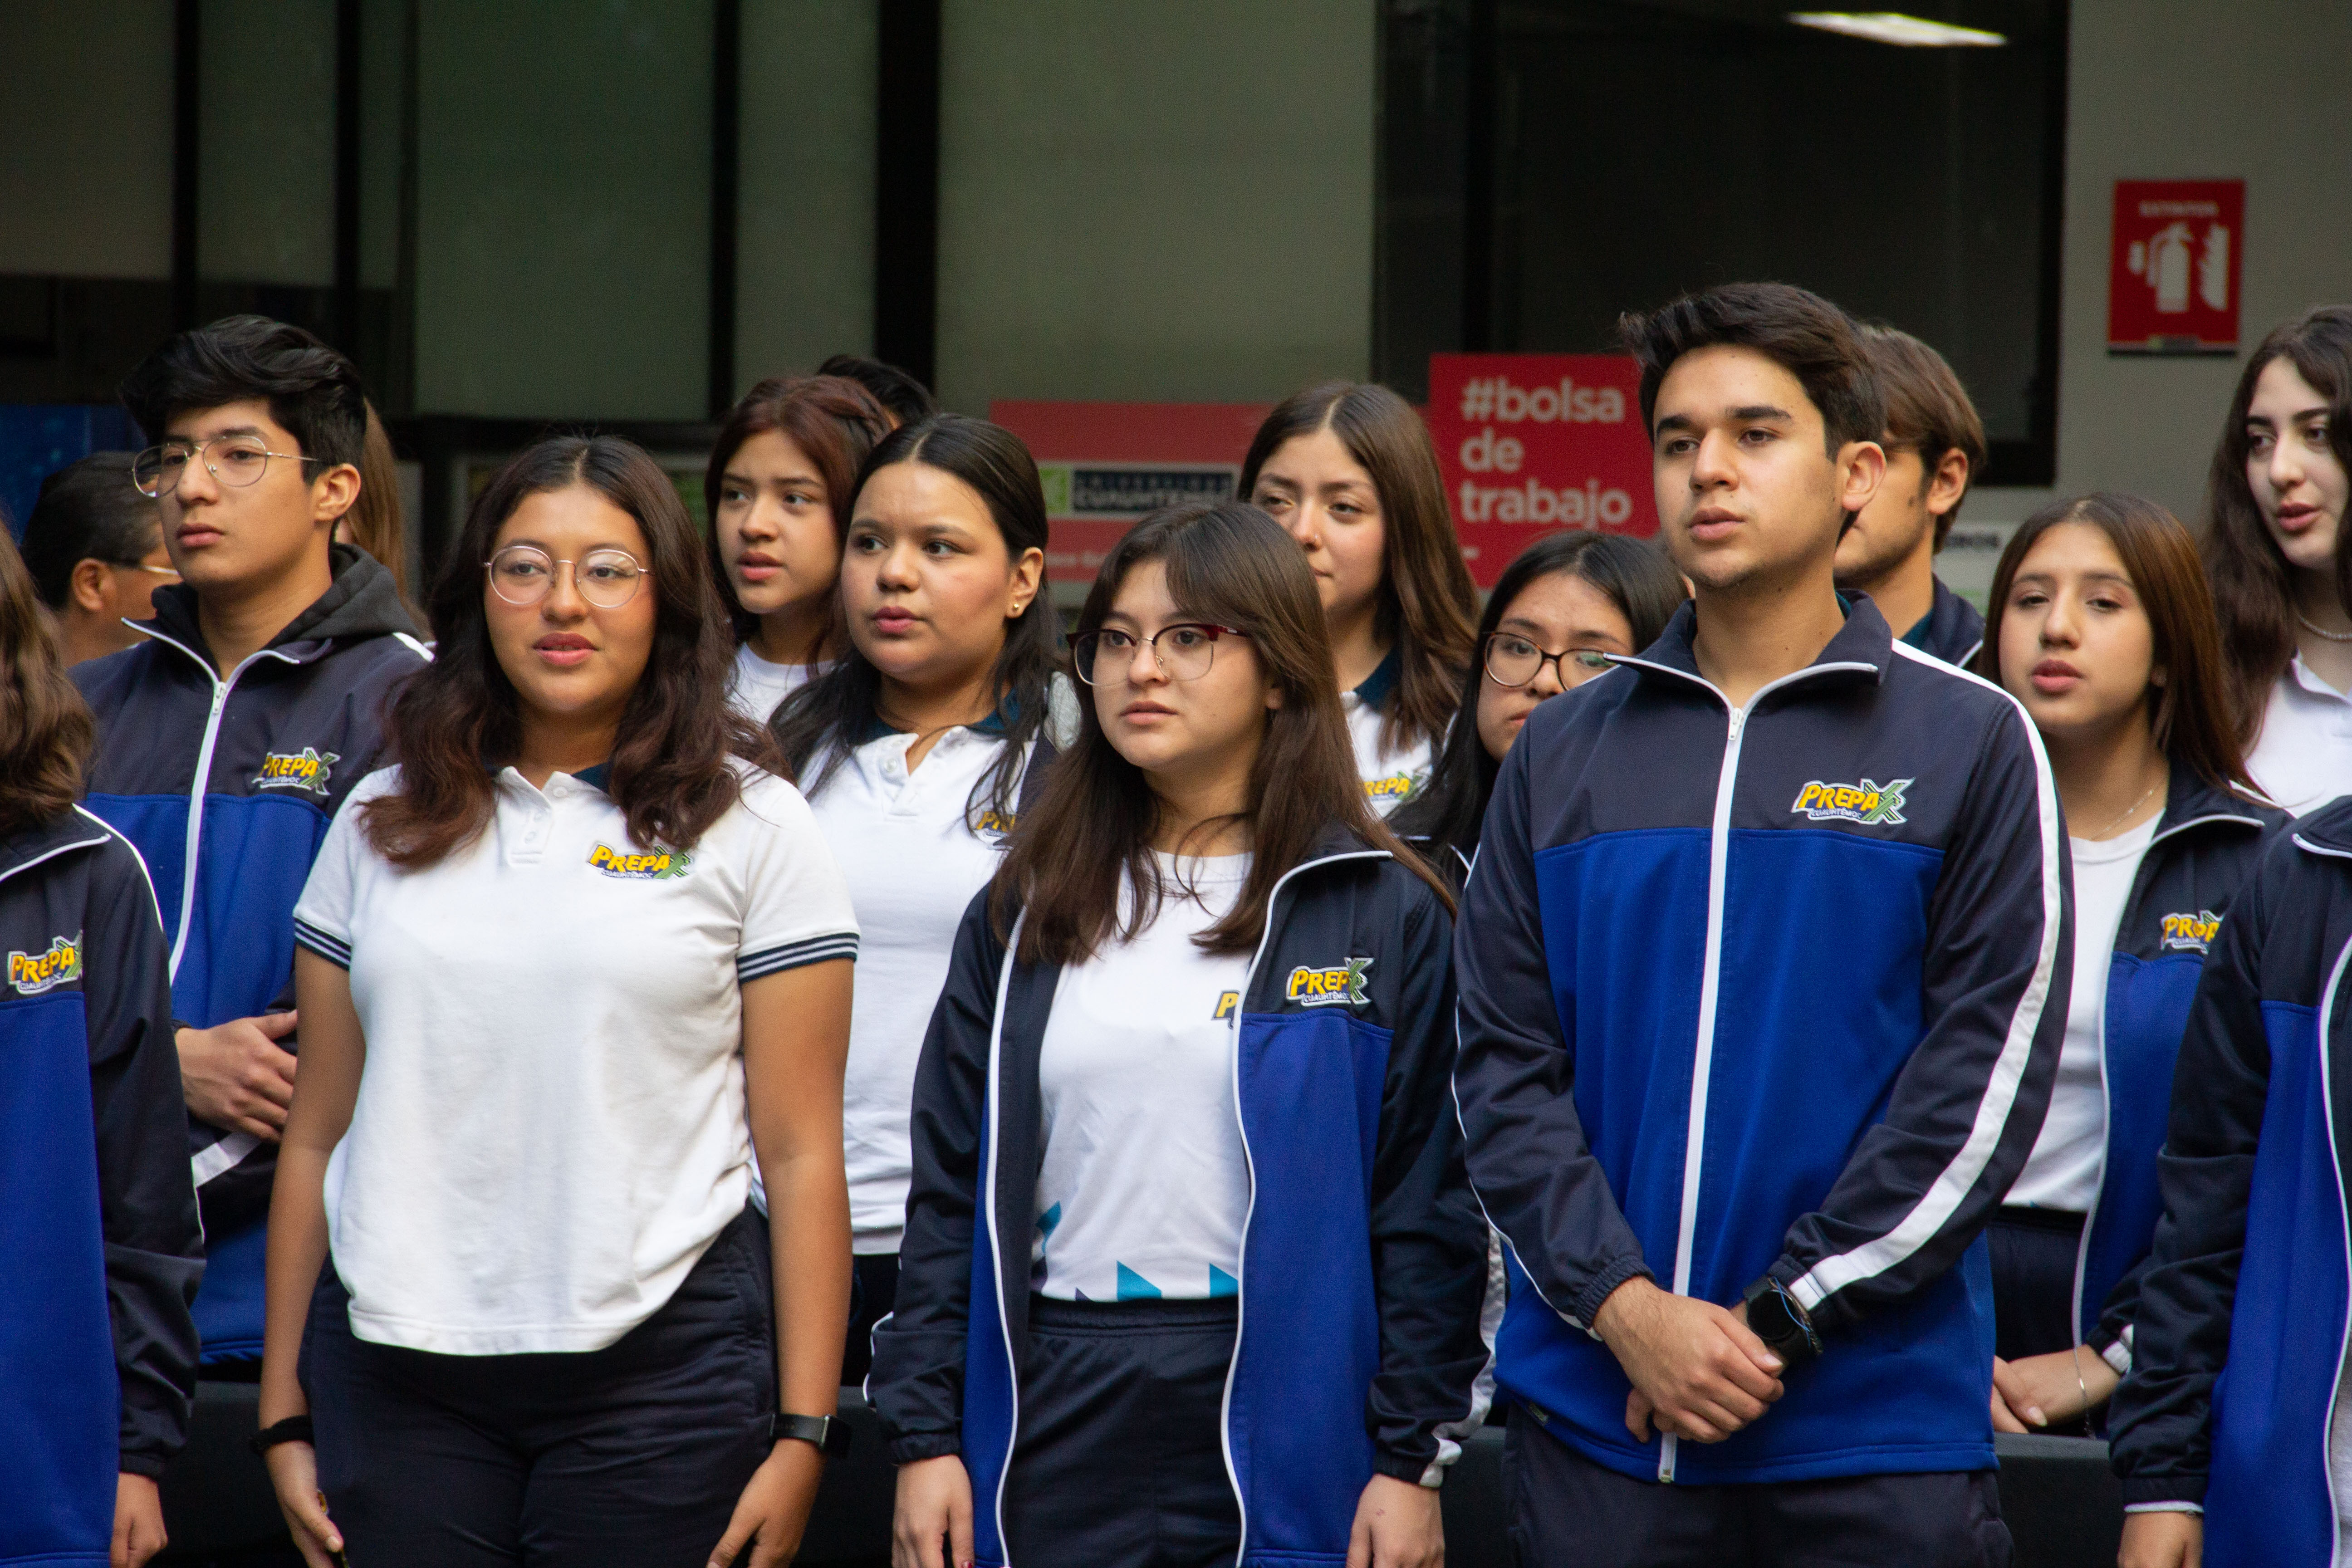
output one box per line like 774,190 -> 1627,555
2299,612 -> 2352,643
2085,779 -> 2161,841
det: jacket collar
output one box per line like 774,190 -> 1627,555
0,808 -> 111,886
1626,591 -> 1893,691
2295,797 -> 2352,858
140,544 -> 419,673
2151,758 -> 2281,843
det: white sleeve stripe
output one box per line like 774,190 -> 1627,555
191,1130 -> 261,1186
737,932 -> 859,979
1789,646 -> 2065,1310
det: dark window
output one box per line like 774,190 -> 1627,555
1379,0 -> 2068,483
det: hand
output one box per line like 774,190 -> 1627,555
2117,1510 -> 2202,1568
708,1441 -> 825,1567
1990,1348 -> 2120,1433
262,1441 -> 345,1568
178,1012 -> 299,1140
1346,1473 -> 1443,1568
112,1474 -> 167,1568
1593,1277 -> 1783,1444
893,1454 -> 974,1568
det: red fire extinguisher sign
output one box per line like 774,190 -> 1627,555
2108,179 -> 2244,355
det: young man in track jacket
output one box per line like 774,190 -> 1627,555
1453,283 -> 2069,1567
75,317 -> 428,1369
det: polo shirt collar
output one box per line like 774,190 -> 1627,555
2287,654 -> 2352,705
1350,646 -> 1403,711
858,696 -> 1024,746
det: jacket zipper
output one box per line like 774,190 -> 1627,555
984,913 -> 1027,1567
1615,658 -> 1874,1483
2299,833 -> 2352,1568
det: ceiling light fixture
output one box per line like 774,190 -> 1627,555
1786,12 -> 2008,46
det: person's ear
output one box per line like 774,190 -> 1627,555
1836,439 -> 1888,516
1264,676 -> 1285,712
69,557 -> 114,616
1926,447 -> 1970,519
311,462 -> 363,529
1006,546 -> 1046,618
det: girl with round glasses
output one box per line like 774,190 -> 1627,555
260,436 -> 860,1568
1394,533 -> 1685,883
767,414 -> 1068,1385
876,499 -> 1487,1568
1242,382 -> 1478,815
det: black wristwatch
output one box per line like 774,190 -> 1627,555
1741,1276 -> 1822,1366
250,1415 -> 315,1455
770,1411 -> 853,1460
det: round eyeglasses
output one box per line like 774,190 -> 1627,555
1071,623 -> 1249,686
485,544 -> 652,610
1484,632 -> 1614,689
132,436 -> 325,498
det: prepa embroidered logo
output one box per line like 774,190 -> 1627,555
1213,990 -> 1240,1021
8,932 -> 82,995
2161,909 -> 2222,953
1363,772 -> 1420,804
253,747 -> 339,796
1791,777 -> 1912,827
587,843 -> 692,880
1286,956 -> 1373,1008
970,808 -> 1017,840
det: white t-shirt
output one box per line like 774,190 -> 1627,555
1034,853 -> 1252,1301
2247,657 -> 2352,817
805,723 -> 1030,1253
727,644 -> 828,725
2007,813 -> 2160,1213
290,763 -> 858,1355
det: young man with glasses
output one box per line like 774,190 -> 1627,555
1452,283 -> 2068,1567
75,315 -> 429,1373
19,451 -> 178,666
1832,324 -> 1991,665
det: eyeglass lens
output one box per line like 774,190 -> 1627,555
131,438 -> 279,498
1074,627 -> 1220,685
487,546 -> 647,608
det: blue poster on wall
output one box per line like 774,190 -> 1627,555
0,405 -> 145,541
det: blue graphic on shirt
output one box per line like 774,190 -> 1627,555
1209,1265 -> 1239,1299
1116,1263 -> 1162,1300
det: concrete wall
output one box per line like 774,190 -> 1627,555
931,0 -> 1375,414
1947,0 -> 2352,601
0,0 -> 175,279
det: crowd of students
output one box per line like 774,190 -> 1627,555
0,284 -> 2347,1568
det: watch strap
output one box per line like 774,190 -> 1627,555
1741,1276 -> 1823,1364
770,1411 -> 852,1459
250,1414 -> 316,1455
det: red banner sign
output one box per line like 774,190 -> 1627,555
1426,353 -> 1656,587
2108,179 -> 2244,355
989,400 -> 1272,585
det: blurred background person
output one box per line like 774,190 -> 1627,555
19,452 -> 174,666
817,354 -> 940,431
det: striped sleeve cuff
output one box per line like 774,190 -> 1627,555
738,931 -> 859,982
293,917 -> 353,970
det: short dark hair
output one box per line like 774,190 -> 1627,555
119,314 -> 368,471
1621,282 -> 1885,457
814,354 -> 939,428
1858,323 -> 1988,548
19,453 -> 162,608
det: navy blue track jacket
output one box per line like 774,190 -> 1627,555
1903,576 -> 1985,667
2068,767 -> 2282,1367
1,808 -> 201,1564
1453,597 -> 2069,1485
871,830 -> 1492,1568
73,545 -> 426,1362
2107,798 -> 2352,1563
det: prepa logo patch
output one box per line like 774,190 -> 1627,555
9,932 -> 82,995
2161,909 -> 2222,953
1791,777 -> 1912,827
588,843 -> 692,880
1286,956 -> 1373,1008
253,747 -> 339,796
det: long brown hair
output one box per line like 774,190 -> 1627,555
345,401 -> 412,608
996,500 -> 1450,967
1976,491 -> 2256,798
2200,306 -> 2352,743
1239,382 -> 1477,755
703,374 -> 895,639
0,527 -> 93,837
363,436 -> 772,867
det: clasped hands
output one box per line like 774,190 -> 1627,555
1591,1276 -> 1787,1444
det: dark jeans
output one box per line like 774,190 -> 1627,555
300,1206 -> 776,1567
1504,1409 -> 2012,1568
1002,1294 -> 1242,1568
1986,1206 -> 2086,1360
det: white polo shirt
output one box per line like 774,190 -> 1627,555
291,762 -> 858,1356
727,644 -> 831,725
2248,657 -> 2352,817
1345,650 -> 1434,816
804,722 -> 1033,1253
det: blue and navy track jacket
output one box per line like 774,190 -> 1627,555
73,544 -> 426,1362
1904,576 -> 1985,667
2108,798 -> 2352,1562
870,830 -> 1492,1568
1453,597 -> 2070,1485
2,808 -> 201,1566
2068,768 -> 2282,1367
